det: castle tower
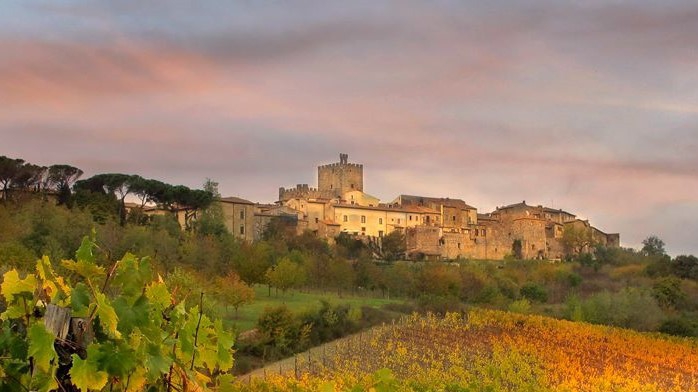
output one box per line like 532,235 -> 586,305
317,153 -> 363,198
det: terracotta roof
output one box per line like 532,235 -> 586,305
497,201 -> 528,210
398,194 -> 475,209
542,207 -> 576,216
219,196 -> 254,205
332,202 -> 438,214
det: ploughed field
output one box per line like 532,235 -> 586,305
237,309 -> 698,391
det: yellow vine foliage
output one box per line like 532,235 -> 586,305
232,309 -> 698,391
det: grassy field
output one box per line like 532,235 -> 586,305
220,285 -> 403,332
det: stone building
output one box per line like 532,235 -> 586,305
278,155 -> 620,260
279,153 -> 363,202
219,197 -> 256,242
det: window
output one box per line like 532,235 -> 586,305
240,210 -> 245,219
379,218 -> 383,224
315,217 -> 319,223
379,230 -> 384,237
361,227 -> 366,232
409,215 -> 412,221
361,215 -> 366,223
452,215 -> 456,221
397,219 -> 401,224
343,215 -> 348,222
457,243 -> 461,249
239,226 -> 245,235
351,184 -> 354,189
475,229 -> 479,236
482,229 -> 486,237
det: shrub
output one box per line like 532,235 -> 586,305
508,299 -> 531,314
581,288 -> 664,331
652,277 -> 687,309
520,283 -> 548,303
658,316 -> 698,337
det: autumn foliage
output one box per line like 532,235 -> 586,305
235,309 -> 698,391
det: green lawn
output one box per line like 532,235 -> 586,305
220,285 -> 403,332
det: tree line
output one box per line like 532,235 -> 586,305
0,155 -> 213,227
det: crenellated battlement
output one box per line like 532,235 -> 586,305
318,162 -> 364,169
279,184 -> 324,201
280,153 -> 364,201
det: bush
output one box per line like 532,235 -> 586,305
658,316 -> 698,337
520,283 -> 548,303
417,294 -> 467,315
652,277 -> 687,309
508,299 -> 531,314
581,288 -> 664,331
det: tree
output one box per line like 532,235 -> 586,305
46,164 -> 83,205
512,239 -> 523,259
562,225 -> 594,257
265,257 -> 306,296
652,277 -> 687,309
381,230 -> 406,261
641,235 -> 666,257
195,178 -> 227,236
672,255 -> 698,280
216,272 -> 255,318
0,156 -> 25,201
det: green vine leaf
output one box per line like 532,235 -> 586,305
95,291 -> 121,339
145,281 -> 171,310
71,345 -> 108,391
28,323 -> 57,373
70,282 -> 91,317
62,236 -> 104,280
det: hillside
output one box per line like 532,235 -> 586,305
235,309 -> 698,391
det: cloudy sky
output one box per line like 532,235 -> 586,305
2,1 -> 697,255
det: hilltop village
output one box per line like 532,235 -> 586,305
198,154 -> 619,261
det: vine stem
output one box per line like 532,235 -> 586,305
190,292 -> 204,371
166,331 -> 179,392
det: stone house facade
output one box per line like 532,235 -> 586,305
277,154 -> 621,260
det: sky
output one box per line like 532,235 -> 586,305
1,1 -> 697,255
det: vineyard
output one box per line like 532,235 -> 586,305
236,310 -> 698,391
2,237 -> 698,391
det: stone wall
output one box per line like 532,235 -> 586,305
406,226 -> 441,257
279,184 -> 327,202
317,154 -> 363,198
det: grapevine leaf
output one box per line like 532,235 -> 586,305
71,345 -> 108,391
145,281 -> 171,310
75,235 -> 96,264
29,370 -> 59,392
70,282 -> 91,317
145,342 -> 172,378
37,256 -> 71,302
217,373 -> 236,392
97,341 -> 137,379
113,295 -> 149,336
95,291 -> 121,338
124,367 -> 148,392
28,323 -> 57,373
61,258 -> 105,281
2,303 -> 29,320
198,344 -> 218,372
0,269 -> 37,303
0,326 -> 29,360
215,320 -> 235,372
112,253 -> 152,300
62,236 -> 104,280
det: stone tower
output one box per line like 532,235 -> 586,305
317,153 -> 363,198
